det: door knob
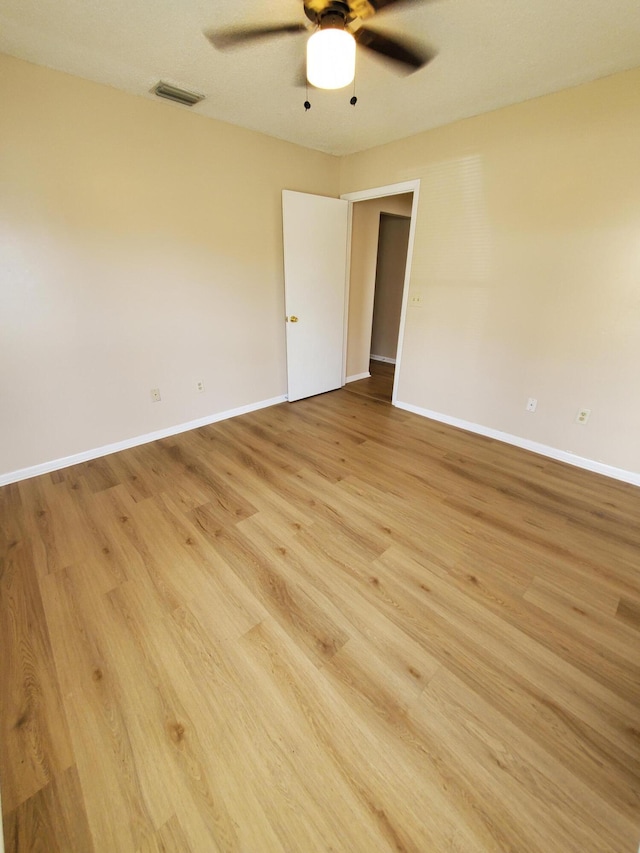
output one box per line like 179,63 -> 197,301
288,315 -> 299,323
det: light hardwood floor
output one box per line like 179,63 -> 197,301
1,388 -> 639,852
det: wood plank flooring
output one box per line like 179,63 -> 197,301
1,388 -> 639,852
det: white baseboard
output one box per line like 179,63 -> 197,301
0,395 -> 287,487
370,354 -> 396,364
395,400 -> 640,488
6,393 -> 638,490
346,372 -> 371,383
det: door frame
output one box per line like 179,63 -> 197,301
340,180 -> 420,406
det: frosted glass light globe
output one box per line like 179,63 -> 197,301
307,29 -> 356,90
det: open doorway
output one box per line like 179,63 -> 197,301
341,183 -> 418,404
369,211 -> 411,398
346,210 -> 411,402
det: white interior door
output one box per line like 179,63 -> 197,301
282,190 -> 349,402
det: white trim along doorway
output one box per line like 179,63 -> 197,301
341,180 -> 420,407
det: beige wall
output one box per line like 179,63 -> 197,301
0,55 -> 339,476
346,194 -> 412,379
340,67 -> 640,475
3,55 -> 639,480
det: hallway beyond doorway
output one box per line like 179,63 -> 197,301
344,360 -> 394,403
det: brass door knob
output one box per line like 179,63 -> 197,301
288,315 -> 299,323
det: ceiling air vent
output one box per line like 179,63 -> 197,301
152,81 -> 205,107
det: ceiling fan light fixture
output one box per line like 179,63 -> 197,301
307,29 -> 356,90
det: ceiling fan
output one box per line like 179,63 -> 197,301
204,0 -> 434,91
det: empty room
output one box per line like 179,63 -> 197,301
1,1 -> 639,850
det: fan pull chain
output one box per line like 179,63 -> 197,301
302,75 -> 358,111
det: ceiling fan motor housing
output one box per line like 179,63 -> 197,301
321,11 -> 348,30
305,1 -> 351,28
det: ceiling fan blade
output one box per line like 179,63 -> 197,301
348,0 -> 429,18
205,24 -> 307,50
367,0 -> 423,10
354,27 -> 432,70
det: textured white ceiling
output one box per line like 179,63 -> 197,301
1,0 -> 639,155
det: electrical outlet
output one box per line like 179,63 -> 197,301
196,380 -> 205,393
575,408 -> 591,425
409,294 -> 423,306
526,397 -> 537,413
150,388 -> 161,403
